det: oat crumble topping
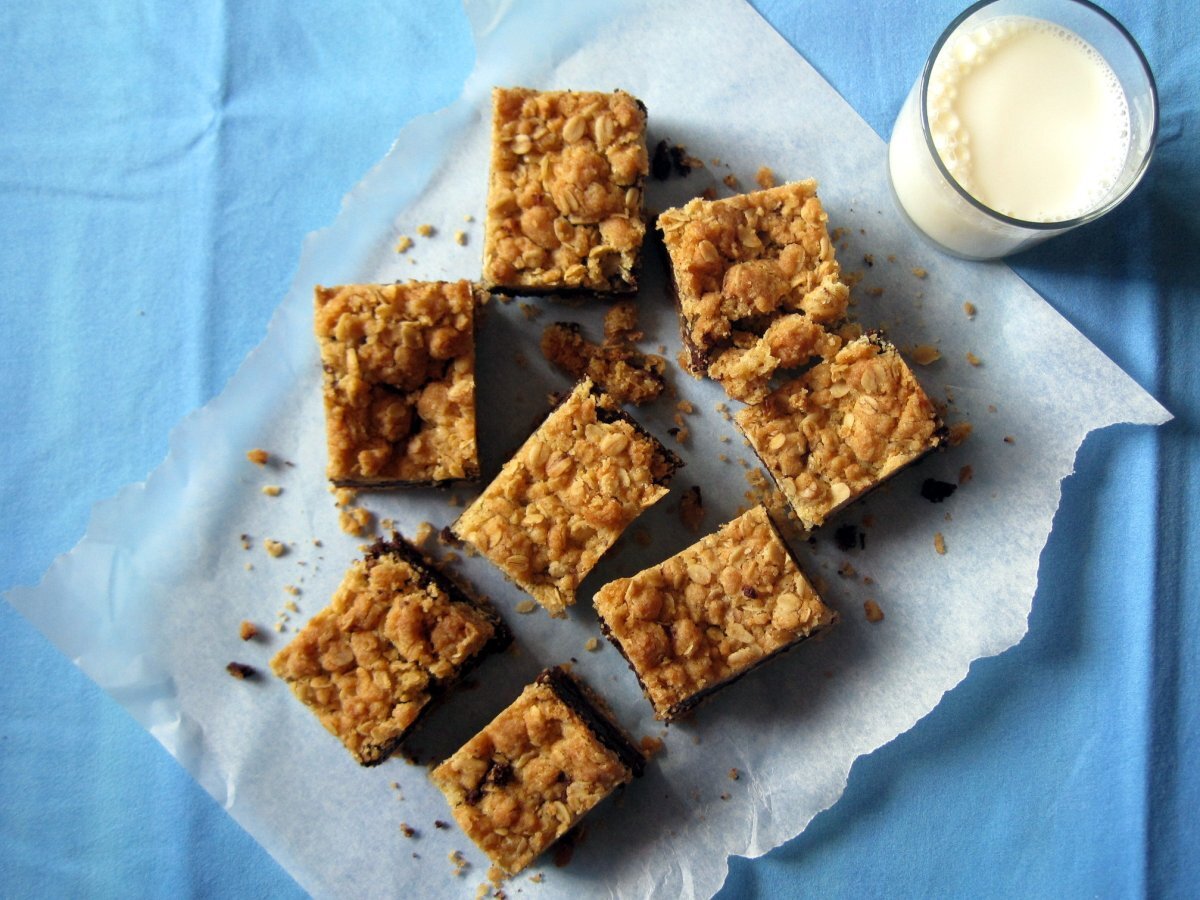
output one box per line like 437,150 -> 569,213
736,334 -> 945,531
540,322 -> 666,406
482,88 -> 648,294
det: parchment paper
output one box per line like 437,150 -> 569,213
7,0 -> 1169,897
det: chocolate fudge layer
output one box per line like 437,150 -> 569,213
270,536 -> 509,766
736,334 -> 946,530
657,180 -> 851,402
453,379 -> 681,617
314,280 -> 479,488
431,666 -> 643,876
482,88 -> 648,295
594,505 -> 835,720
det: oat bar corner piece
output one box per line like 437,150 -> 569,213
452,378 -> 681,618
269,534 -> 509,766
736,333 -> 946,530
482,87 -> 649,295
313,279 -> 481,489
594,504 -> 836,720
431,666 -> 644,876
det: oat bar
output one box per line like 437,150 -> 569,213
736,333 -> 946,530
453,379 -> 681,617
314,280 -> 479,488
270,535 -> 509,766
482,87 -> 649,295
657,180 -> 850,402
594,504 -> 835,720
431,666 -> 643,876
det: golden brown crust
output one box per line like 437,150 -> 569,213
269,537 -> 506,765
735,335 -> 945,531
540,322 -> 666,406
314,280 -> 479,487
657,180 -> 850,401
482,88 -> 648,294
593,505 -> 835,719
430,669 -> 638,875
452,380 -> 680,617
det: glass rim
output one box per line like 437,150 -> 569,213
918,0 -> 1159,232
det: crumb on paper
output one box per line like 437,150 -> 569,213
911,266 -> 927,279
515,599 -> 537,615
934,532 -> 947,555
434,820 -> 450,830
958,465 -> 974,485
463,213 -> 475,223
449,849 -> 469,877
755,165 -> 777,189
966,352 -> 982,366
261,484 -> 282,497
414,521 -> 435,548
333,487 -> 357,507
863,253 -> 875,267
837,560 -> 857,579
963,301 -> 977,318
239,534 -> 252,550
395,235 -> 414,253
720,792 -> 732,801
264,539 -> 286,558
722,173 -> 739,190
529,873 -> 545,884
339,507 -> 373,536
239,620 -> 259,641
417,224 -> 435,238
1004,435 -> 1016,445
679,485 -> 705,533
948,422 -> 973,446
454,230 -> 468,246
676,399 -> 694,415
519,302 -> 541,321
639,735 -> 665,758
911,344 -> 941,365
226,661 -> 256,680
400,823 -> 416,838
864,599 -> 885,623
728,767 -> 740,781
865,286 -> 884,298
584,637 -> 600,652
246,448 -> 269,466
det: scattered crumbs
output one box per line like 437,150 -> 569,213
284,598 -> 300,613
863,253 -> 875,267
448,494 -> 464,508
911,266 -> 928,279
333,487 -> 357,508
920,479 -> 958,503
435,820 -> 451,830
837,560 -> 858,579
865,286 -> 885,298
246,448 -> 269,466
239,621 -> 259,641
672,426 -> 690,445
887,254 -> 897,263
738,458 -> 750,469
273,621 -> 285,633
710,157 -> 722,167
966,351 -> 982,366
438,526 -> 463,548
1003,435 -> 1016,445
718,434 -> 731,444
243,562 -> 253,571
676,399 -> 695,415
718,453 -> 729,463
864,599 -> 885,623
934,532 -> 947,555
454,230 -> 468,246
911,344 -> 941,365
728,768 -> 740,781
755,165 -> 777,189
417,224 -> 435,238
261,484 -> 282,497
948,421 -> 974,446
519,302 -> 541,321
395,235 -> 414,253
584,637 -> 600,652
515,599 -> 537,615
264,539 -> 286,558
226,661 -> 256,680
639,735 -> 665,758
963,301 -> 978,318
312,538 -> 323,547
831,227 -> 847,242
339,507 -> 373,536
414,521 -> 435,548
958,464 -> 974,485
380,517 -> 396,532
529,873 -> 545,884
679,485 -> 705,533
448,849 -> 469,877
463,213 -> 475,223
720,792 -> 732,801
239,534 -> 252,550
400,823 -> 416,838
722,173 -> 739,190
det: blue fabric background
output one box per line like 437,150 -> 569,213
1,1 -> 1195,896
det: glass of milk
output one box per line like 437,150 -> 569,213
888,0 -> 1157,259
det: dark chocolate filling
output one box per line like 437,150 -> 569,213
537,667 -> 645,777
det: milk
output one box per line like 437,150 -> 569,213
889,14 -> 1133,258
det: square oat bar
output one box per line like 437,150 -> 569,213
593,504 -> 835,720
736,334 -> 946,531
314,280 -> 479,488
482,87 -> 648,295
431,666 -> 644,876
270,536 -> 509,766
657,180 -> 851,403
452,379 -> 681,618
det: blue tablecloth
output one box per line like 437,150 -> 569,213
2,1 -> 1196,896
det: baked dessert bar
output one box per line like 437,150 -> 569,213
453,379 -> 681,617
270,535 -> 509,766
594,504 -> 835,720
482,87 -> 649,295
314,280 -> 479,488
736,333 -> 946,531
431,666 -> 644,876
657,180 -> 851,403
540,321 -> 667,406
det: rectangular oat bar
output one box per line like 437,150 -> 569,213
314,280 -> 480,488
593,504 -> 835,720
657,180 -> 851,403
736,333 -> 946,531
482,87 -> 648,295
452,378 -> 681,617
430,666 -> 644,876
270,535 -> 509,766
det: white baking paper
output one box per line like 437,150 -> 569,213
6,0 -> 1170,897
